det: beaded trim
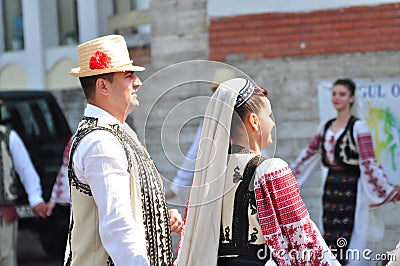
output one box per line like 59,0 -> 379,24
235,79 -> 256,108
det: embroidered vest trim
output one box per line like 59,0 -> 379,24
0,126 -> 19,205
65,117 -> 173,266
321,116 -> 360,174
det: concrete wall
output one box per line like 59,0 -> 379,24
47,0 -> 400,258
150,0 -> 208,68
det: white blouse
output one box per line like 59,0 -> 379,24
323,127 -> 345,165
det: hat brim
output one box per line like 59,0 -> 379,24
69,63 -> 145,77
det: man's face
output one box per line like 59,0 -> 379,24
107,71 -> 142,116
126,73 -> 142,114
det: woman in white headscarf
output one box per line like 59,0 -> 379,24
175,78 -> 340,266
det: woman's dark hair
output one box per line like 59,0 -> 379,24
333,78 -> 356,96
79,73 -> 114,100
231,86 -> 269,136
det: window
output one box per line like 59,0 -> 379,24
111,0 -> 150,47
2,98 -> 58,139
130,0 -> 138,35
57,0 -> 79,46
2,0 -> 24,51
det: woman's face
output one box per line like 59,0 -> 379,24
331,84 -> 354,112
258,98 -> 275,150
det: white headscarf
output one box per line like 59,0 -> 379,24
175,78 -> 251,266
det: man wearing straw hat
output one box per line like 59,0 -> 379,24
65,34 -> 181,266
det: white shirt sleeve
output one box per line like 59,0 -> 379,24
9,130 -> 44,207
73,130 -> 149,266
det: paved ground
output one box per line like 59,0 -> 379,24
16,193 -> 187,266
18,230 -> 63,266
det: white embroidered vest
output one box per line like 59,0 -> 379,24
0,125 -> 18,205
64,117 -> 173,266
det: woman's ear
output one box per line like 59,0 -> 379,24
349,95 -> 355,105
248,113 -> 260,131
96,78 -> 109,96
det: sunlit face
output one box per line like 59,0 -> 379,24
331,84 -> 354,112
258,97 -> 275,150
107,71 -> 142,116
126,73 -> 143,114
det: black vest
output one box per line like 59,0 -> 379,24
219,145 -> 271,262
321,116 -> 360,175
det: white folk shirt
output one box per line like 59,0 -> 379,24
72,104 -> 149,266
49,137 -> 71,205
9,130 -> 43,207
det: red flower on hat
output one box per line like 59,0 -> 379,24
89,51 -> 112,70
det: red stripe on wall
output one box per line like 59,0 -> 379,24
209,3 -> 400,61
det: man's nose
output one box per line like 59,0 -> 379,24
133,75 -> 142,88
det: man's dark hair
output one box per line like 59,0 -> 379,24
79,73 -> 114,100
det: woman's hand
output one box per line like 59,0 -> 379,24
168,209 -> 183,234
32,202 -> 48,218
391,185 -> 400,202
46,201 -> 57,216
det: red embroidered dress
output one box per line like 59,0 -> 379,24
291,119 -> 396,265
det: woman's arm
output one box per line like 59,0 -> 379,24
353,120 -> 398,206
254,158 -> 340,265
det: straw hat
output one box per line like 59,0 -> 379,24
69,35 -> 144,77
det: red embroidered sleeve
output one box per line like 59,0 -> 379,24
357,132 -> 396,204
255,159 -> 334,265
292,134 -> 320,175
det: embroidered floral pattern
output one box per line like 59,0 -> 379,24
255,159 -> 335,265
292,134 -> 320,175
89,51 -> 112,70
357,133 -> 394,201
67,117 -> 173,265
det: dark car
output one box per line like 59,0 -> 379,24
0,90 -> 71,257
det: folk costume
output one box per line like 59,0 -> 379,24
65,35 -> 173,266
174,78 -> 340,266
0,127 -> 44,266
65,105 -> 173,266
291,116 -> 397,265
50,137 -> 71,205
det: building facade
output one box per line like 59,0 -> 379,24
1,0 -> 400,259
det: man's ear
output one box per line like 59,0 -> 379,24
96,78 -> 109,96
248,113 -> 260,131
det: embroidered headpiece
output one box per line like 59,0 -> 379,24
235,79 -> 256,108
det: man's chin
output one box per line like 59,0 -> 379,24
127,100 -> 140,114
